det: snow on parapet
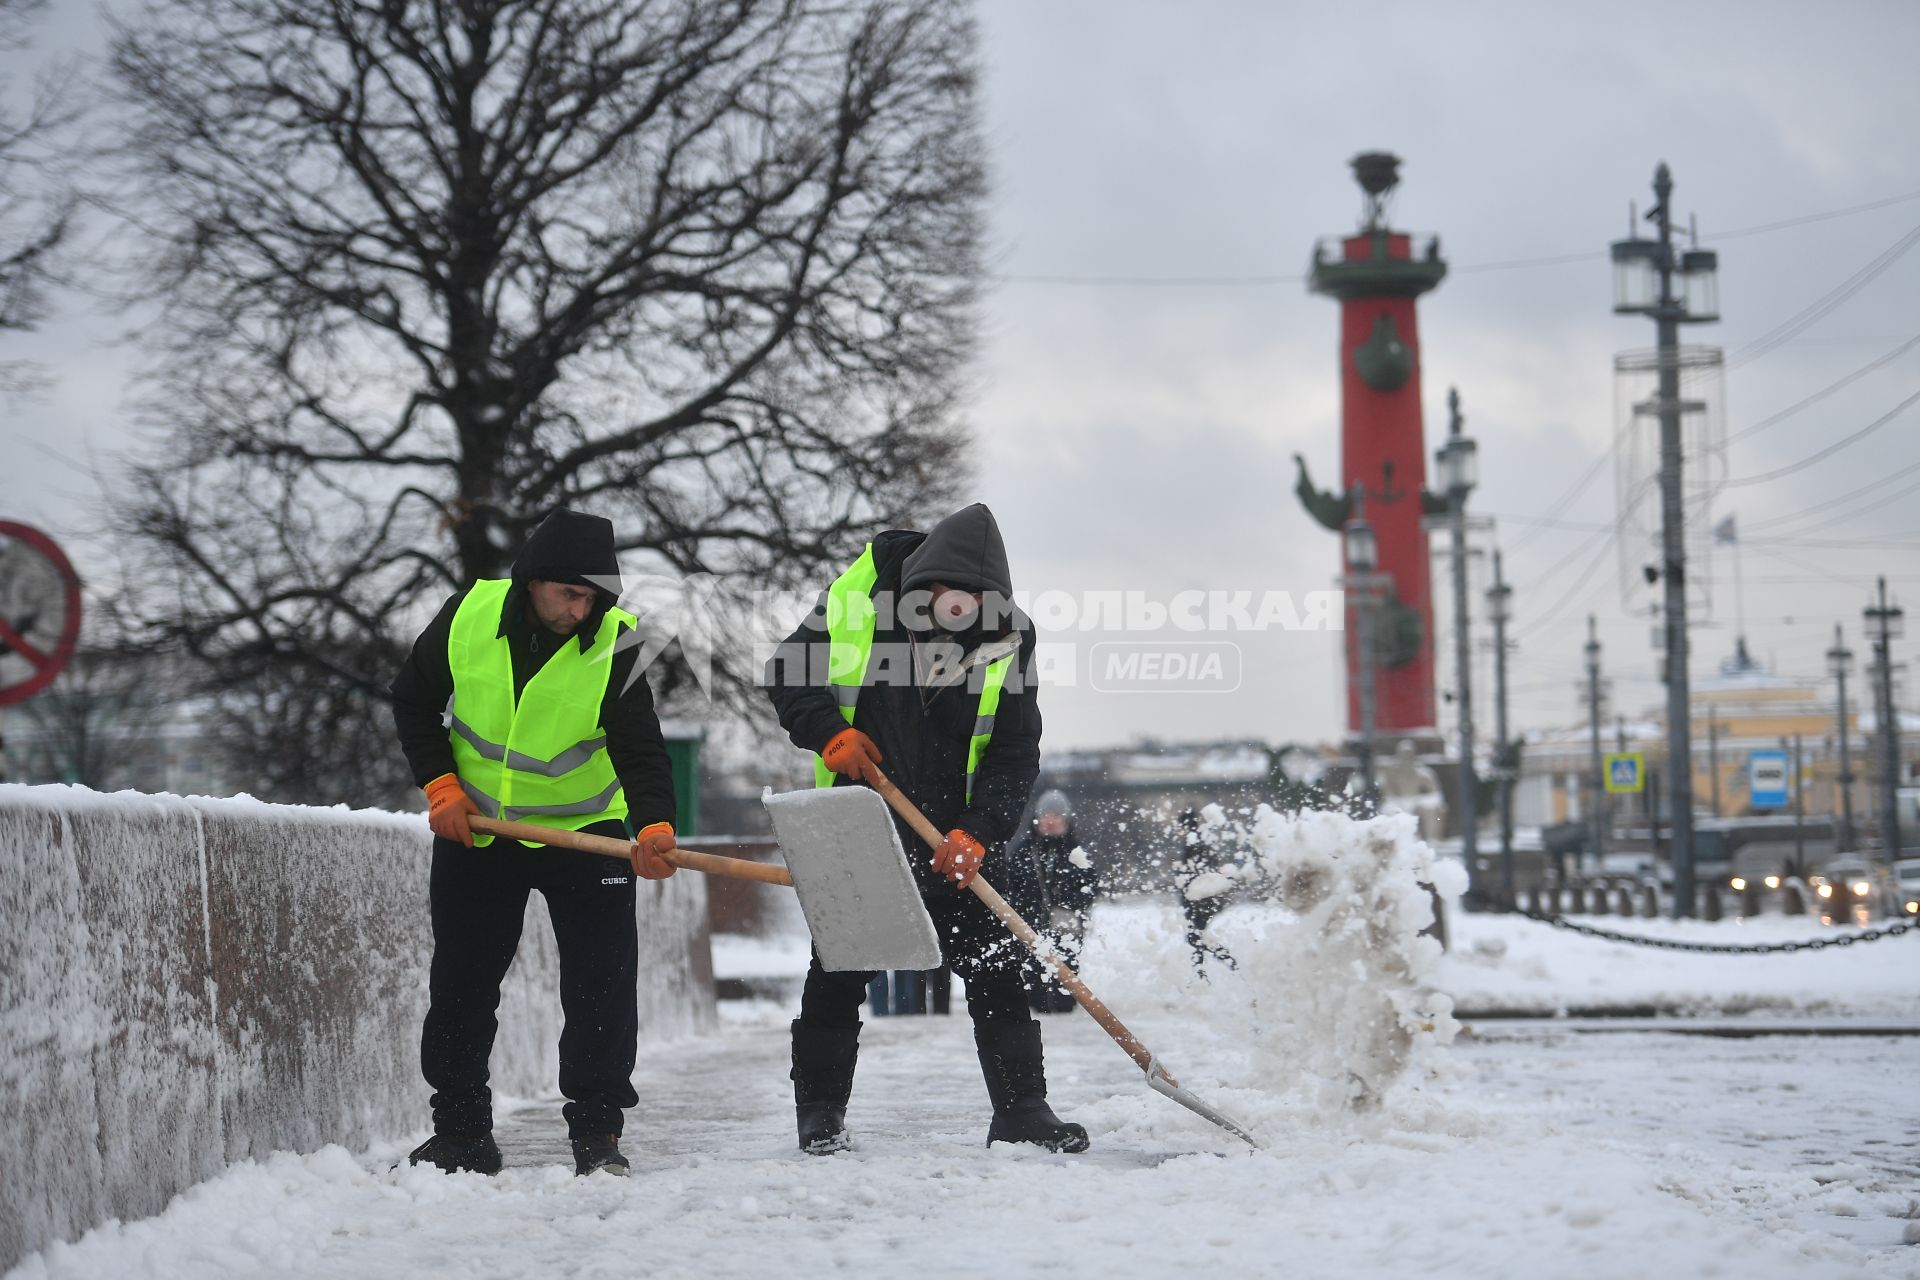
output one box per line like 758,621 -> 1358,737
0,780 -> 426,829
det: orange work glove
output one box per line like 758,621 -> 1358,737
931,828 -> 986,888
424,773 -> 480,847
820,727 -> 883,783
630,822 -> 678,880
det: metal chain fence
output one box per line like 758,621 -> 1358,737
1519,912 -> 1920,954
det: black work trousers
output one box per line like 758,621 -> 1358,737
421,822 -> 639,1138
800,885 -> 1032,1031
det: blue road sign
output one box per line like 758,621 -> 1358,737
1749,749 -> 1789,808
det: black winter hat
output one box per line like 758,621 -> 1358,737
513,509 -> 621,599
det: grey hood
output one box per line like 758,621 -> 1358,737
898,503 -> 1013,596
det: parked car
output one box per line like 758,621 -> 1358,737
1894,858 -> 1920,917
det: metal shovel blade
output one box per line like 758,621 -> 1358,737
1146,1058 -> 1262,1149
763,786 -> 942,973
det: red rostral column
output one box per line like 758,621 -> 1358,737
1301,152 -> 1447,739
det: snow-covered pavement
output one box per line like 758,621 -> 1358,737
11,1008 -> 1919,1279
14,962 -> 1920,1276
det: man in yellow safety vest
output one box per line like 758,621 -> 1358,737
765,502 -> 1088,1155
390,508 -> 679,1177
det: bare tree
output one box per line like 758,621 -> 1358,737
104,0 -> 984,803
8,645 -> 180,789
0,0 -> 79,389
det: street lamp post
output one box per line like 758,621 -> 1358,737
1488,552 -> 1516,908
1865,577 -> 1905,858
1828,624 -> 1856,855
1338,499 -> 1391,807
1611,162 -> 1720,918
1585,615 -> 1607,869
1436,388 -> 1480,906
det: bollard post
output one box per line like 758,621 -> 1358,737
1699,883 -> 1723,922
1640,883 -> 1659,918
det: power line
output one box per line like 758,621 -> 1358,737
989,270 -> 1304,288
1726,220 -> 1920,370
1743,532 -> 1920,550
1500,415 -> 1643,557
1726,331 -> 1920,445
1741,457 -> 1920,532
1707,189 -> 1920,241
1451,250 -> 1602,276
1499,330 -> 1920,550
1485,511 -> 1616,534
1511,526 -> 1625,644
988,190 -> 1920,288
1721,387 -> 1920,487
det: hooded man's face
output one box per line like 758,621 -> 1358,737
528,580 -> 596,635
928,580 -> 982,631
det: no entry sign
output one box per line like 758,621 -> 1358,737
0,520 -> 82,706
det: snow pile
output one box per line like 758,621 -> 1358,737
1079,805 -> 1464,1116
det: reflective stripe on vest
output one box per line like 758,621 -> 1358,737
811,544 -> 1015,803
447,578 -> 637,846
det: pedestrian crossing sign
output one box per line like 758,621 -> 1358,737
1603,752 -> 1645,794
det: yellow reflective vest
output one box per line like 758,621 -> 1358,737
811,544 -> 1013,802
447,578 -> 635,846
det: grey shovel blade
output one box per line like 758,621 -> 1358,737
1146,1059 -> 1262,1149
763,785 -> 942,973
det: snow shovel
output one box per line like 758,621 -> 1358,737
465,810 -> 941,973
862,766 -> 1262,1149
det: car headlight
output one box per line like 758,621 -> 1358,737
1907,900 -> 1919,915
1817,884 -> 1834,899
1730,877 -> 1747,891
1764,875 -> 1781,890
1851,880 -> 1871,897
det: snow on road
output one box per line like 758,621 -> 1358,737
14,895 -> 1920,1279
1439,909 -> 1920,1019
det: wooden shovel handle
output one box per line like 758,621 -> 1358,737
864,766 -> 1167,1082
467,815 -> 794,886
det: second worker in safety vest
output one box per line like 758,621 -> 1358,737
765,502 -> 1088,1155
389,508 -> 680,1179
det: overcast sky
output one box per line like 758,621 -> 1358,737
6,0 -> 1920,755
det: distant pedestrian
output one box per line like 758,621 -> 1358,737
1173,807 -> 1237,974
1016,790 -> 1098,1013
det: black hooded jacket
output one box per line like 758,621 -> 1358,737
388,511 -> 676,831
1022,822 -> 1098,918
764,506 -> 1042,892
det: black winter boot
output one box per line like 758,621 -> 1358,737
975,1019 -> 1090,1153
790,1018 -> 860,1154
571,1132 -> 630,1176
403,1131 -> 502,1175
